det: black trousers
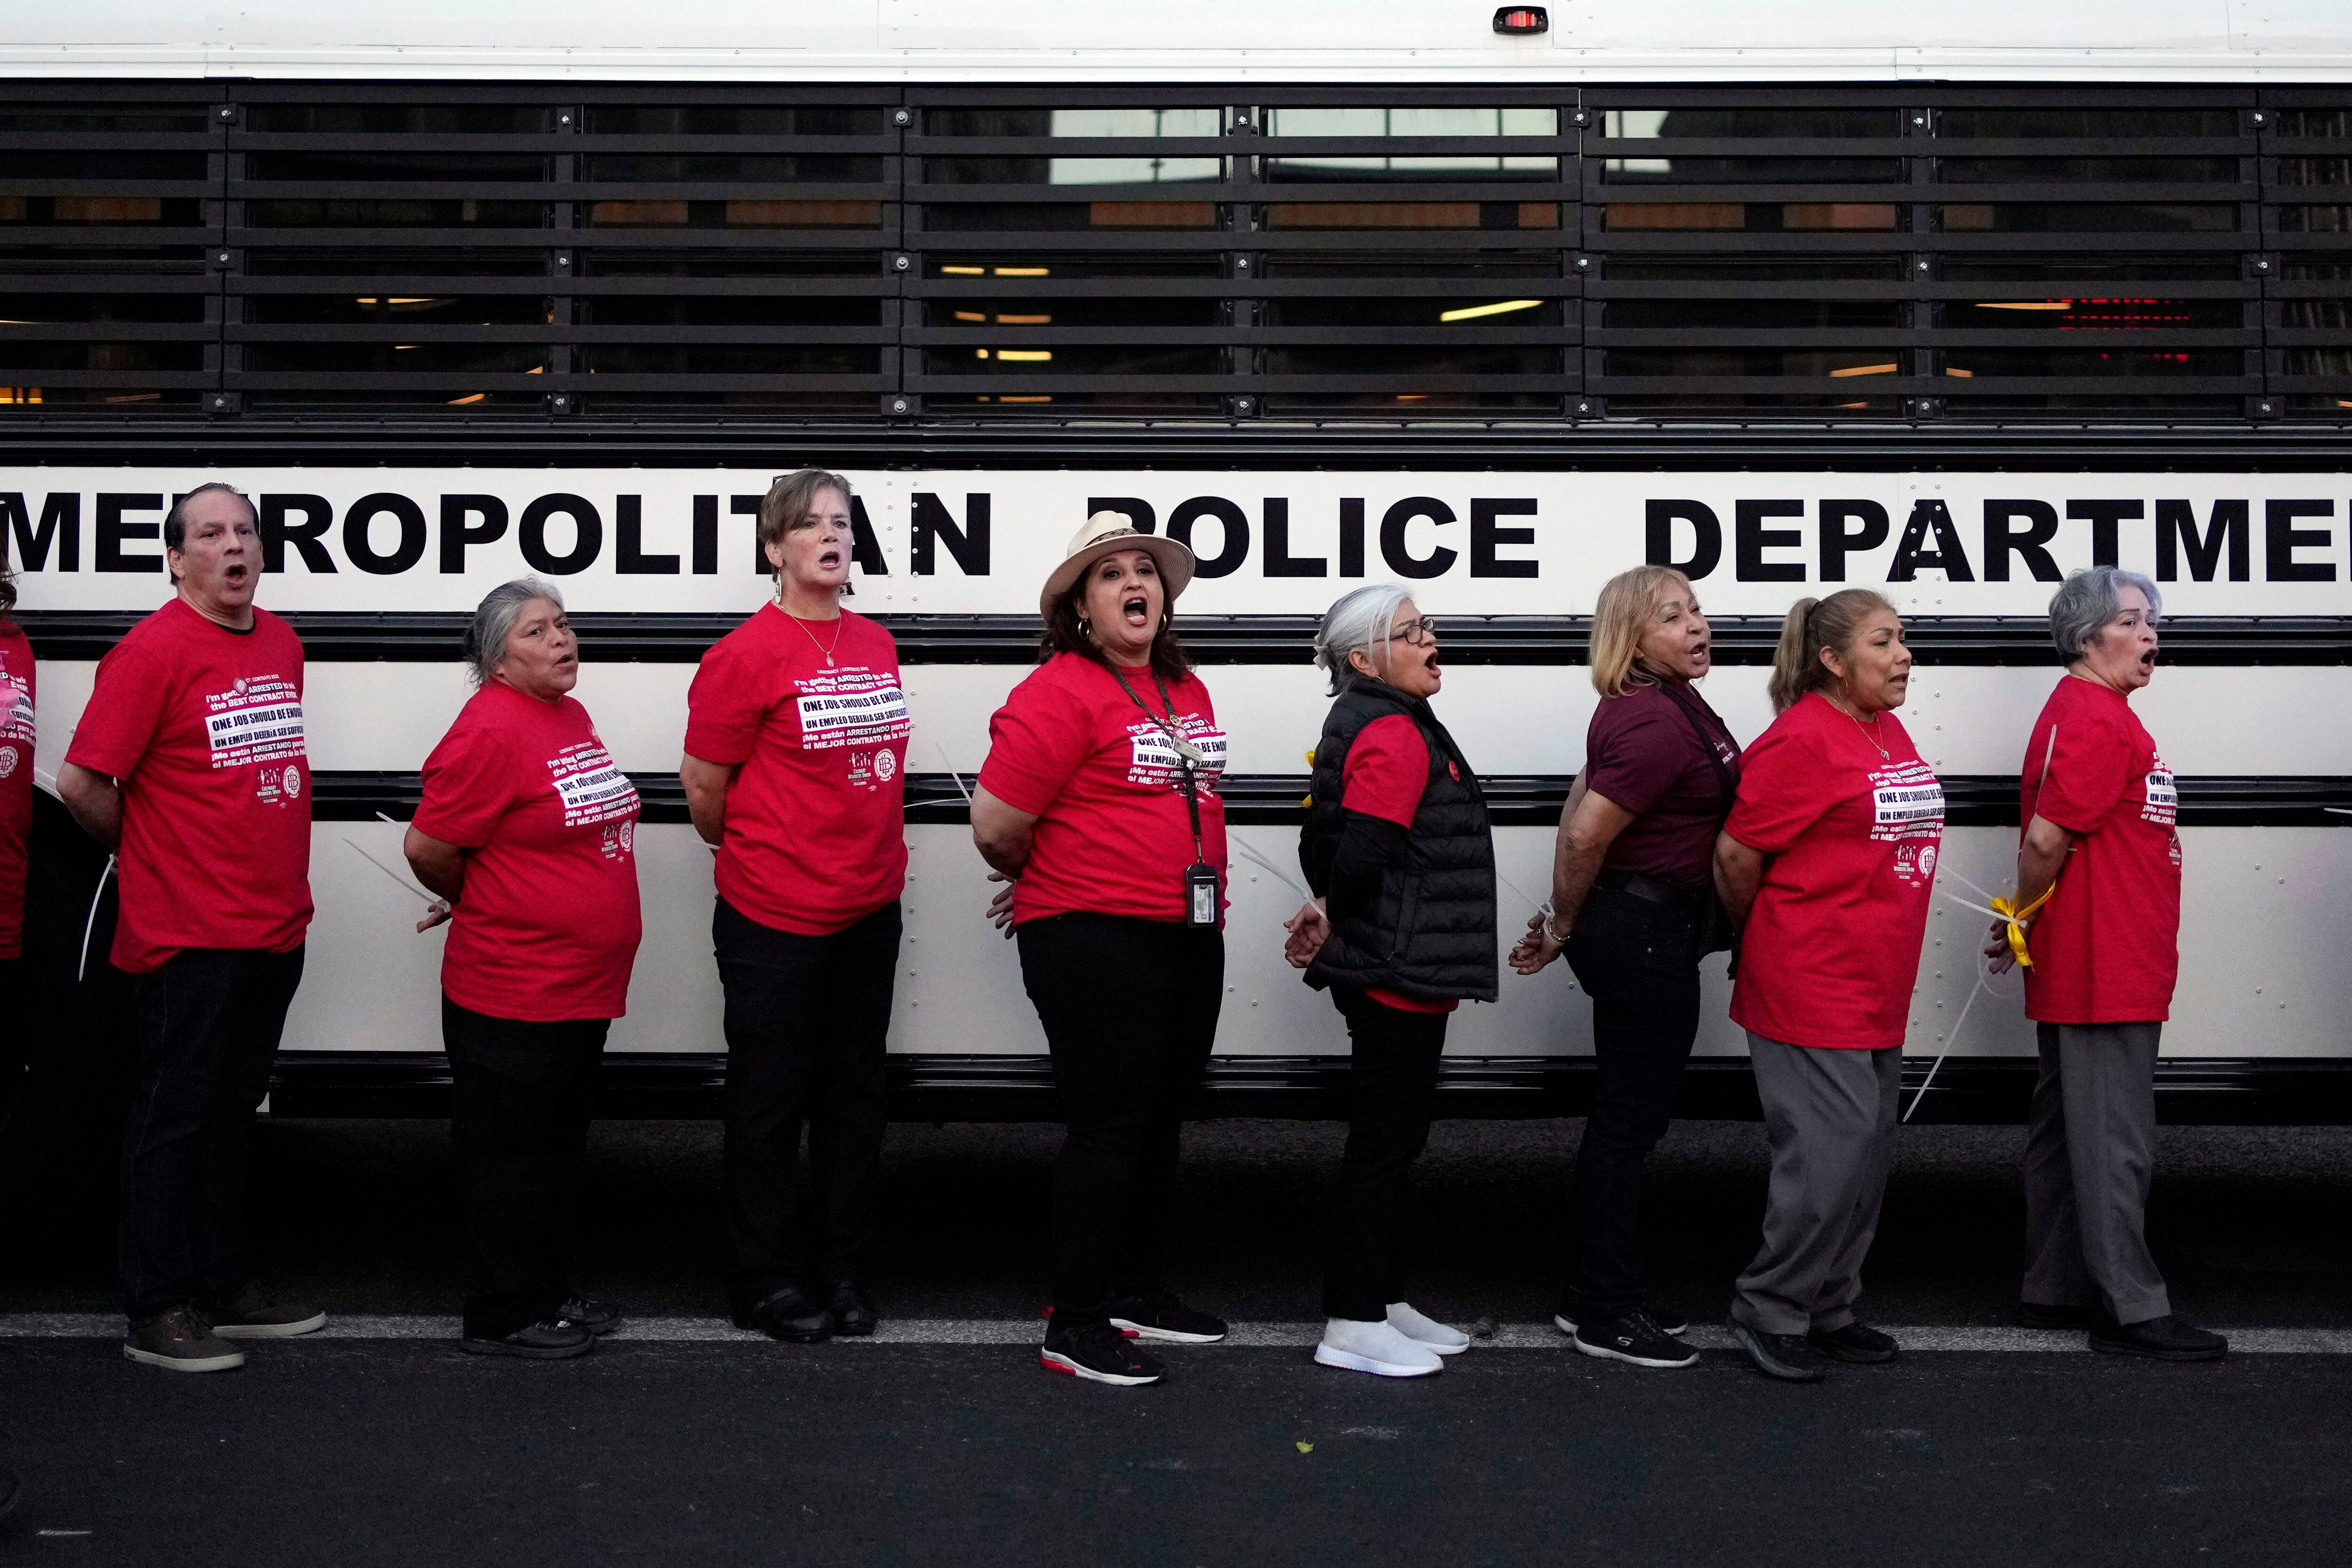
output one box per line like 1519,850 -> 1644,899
120,945 -> 306,1319
1321,989 -> 1448,1322
442,996 -> 609,1340
1016,912 -> 1223,1327
715,896 -> 900,1316
1563,885 -> 1703,1322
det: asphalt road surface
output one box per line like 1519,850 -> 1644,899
6,1115 -> 2351,1565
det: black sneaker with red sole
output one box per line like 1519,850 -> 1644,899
1106,1290 -> 1227,1345
1041,1321 -> 1165,1386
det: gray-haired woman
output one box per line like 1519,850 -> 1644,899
1284,585 -> 1494,1378
405,579 -> 643,1359
1985,565 -> 2224,1362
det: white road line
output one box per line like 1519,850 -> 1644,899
4,1315 -> 2349,1353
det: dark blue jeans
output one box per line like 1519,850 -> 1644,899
120,945 -> 306,1320
1563,886 -> 1701,1323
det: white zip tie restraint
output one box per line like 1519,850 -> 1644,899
1228,835 -> 1315,904
341,837 -> 437,905
935,742 -> 973,803
77,855 -> 115,984
1907,863 -> 2029,1124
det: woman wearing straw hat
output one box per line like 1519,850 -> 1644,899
1283,583 -> 1494,1379
971,511 -> 1230,1387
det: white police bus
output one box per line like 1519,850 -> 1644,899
8,2 -> 2352,1227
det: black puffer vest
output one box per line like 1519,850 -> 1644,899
1300,677 -> 1498,1003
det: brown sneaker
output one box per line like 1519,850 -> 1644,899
125,1305 -> 246,1373
195,1281 -> 326,1339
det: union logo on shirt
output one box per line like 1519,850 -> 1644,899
1126,718 -> 1228,793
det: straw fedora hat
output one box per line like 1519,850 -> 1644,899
1037,510 -> 1196,618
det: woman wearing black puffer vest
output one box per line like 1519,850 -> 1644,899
1284,584 -> 1497,1378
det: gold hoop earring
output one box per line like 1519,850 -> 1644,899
1077,616 -> 1093,641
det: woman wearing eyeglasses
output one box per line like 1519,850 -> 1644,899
1284,587 -> 1495,1379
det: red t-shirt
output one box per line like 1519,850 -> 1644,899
1725,692 -> 1944,1050
980,652 -> 1228,927
65,598 -> 313,974
414,683 -> 644,1022
1584,681 -> 1741,891
684,605 -> 909,936
0,623 -> 33,959
66,597 -> 313,968
1343,713 -> 1456,1016
2019,677 -> 2182,1025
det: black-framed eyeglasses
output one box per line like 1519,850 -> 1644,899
1388,616 -> 1439,646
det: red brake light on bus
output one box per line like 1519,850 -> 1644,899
1493,7 -> 1549,35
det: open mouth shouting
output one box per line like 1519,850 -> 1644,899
1120,592 -> 1152,631
2139,648 -> 2158,673
816,543 -> 844,572
222,560 -> 252,588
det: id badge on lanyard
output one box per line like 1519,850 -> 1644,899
1111,665 -> 1221,929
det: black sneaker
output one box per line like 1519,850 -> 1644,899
829,1281 -> 878,1338
1732,1322 -> 1828,1383
1809,1321 -> 1899,1364
124,1305 -> 246,1373
1574,1310 -> 1699,1369
2013,1300 -> 2090,1331
736,1284 -> 832,1344
1554,1295 -> 1689,1338
460,1316 -> 594,1360
1041,1320 -> 1165,1386
194,1280 -> 326,1339
558,1296 -> 623,1337
2090,1312 -> 2227,1362
1107,1290 -> 1227,1345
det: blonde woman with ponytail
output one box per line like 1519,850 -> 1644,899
1710,589 -> 1945,1383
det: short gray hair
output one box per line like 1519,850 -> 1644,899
2048,565 -> 2162,662
1312,583 -> 1416,696
462,578 -> 565,689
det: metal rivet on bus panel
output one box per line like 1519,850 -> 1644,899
894,109 -> 912,126
560,113 -> 572,125
894,255 -> 911,271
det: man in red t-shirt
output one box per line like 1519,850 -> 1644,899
59,483 -> 325,1374
1988,568 -> 2225,1362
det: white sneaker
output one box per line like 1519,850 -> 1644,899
1386,1301 -> 1470,1356
1314,1318 -> 1444,1378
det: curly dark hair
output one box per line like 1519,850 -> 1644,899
1040,566 -> 1190,683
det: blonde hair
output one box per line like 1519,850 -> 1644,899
758,468 -> 855,592
1588,565 -> 1695,698
1768,588 -> 1897,714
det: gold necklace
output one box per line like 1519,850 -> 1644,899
1824,692 -> 1890,762
780,604 -> 845,667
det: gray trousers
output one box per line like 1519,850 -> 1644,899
1731,1033 -> 1903,1337
2019,1021 -> 2171,1326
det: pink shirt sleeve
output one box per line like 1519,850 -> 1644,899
978,671 -> 1091,817
1340,714 -> 1430,828
64,639 -> 167,780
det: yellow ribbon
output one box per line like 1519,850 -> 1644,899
1987,884 -> 2056,968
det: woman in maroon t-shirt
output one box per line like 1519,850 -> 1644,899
1712,589 -> 1940,1383
406,578 -> 643,1360
681,469 -> 909,1346
972,512 -> 1229,1389
1508,565 -> 1734,1371
1984,567 -> 2223,1362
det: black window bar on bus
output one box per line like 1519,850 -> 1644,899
0,80 -> 2346,421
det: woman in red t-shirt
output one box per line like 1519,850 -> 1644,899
0,555 -> 32,971
972,512 -> 1228,1388
1508,564 -> 1737,1371
681,469 -> 909,1346
1982,567 -> 2223,1362
1712,589 -> 1942,1383
405,579 -> 644,1360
